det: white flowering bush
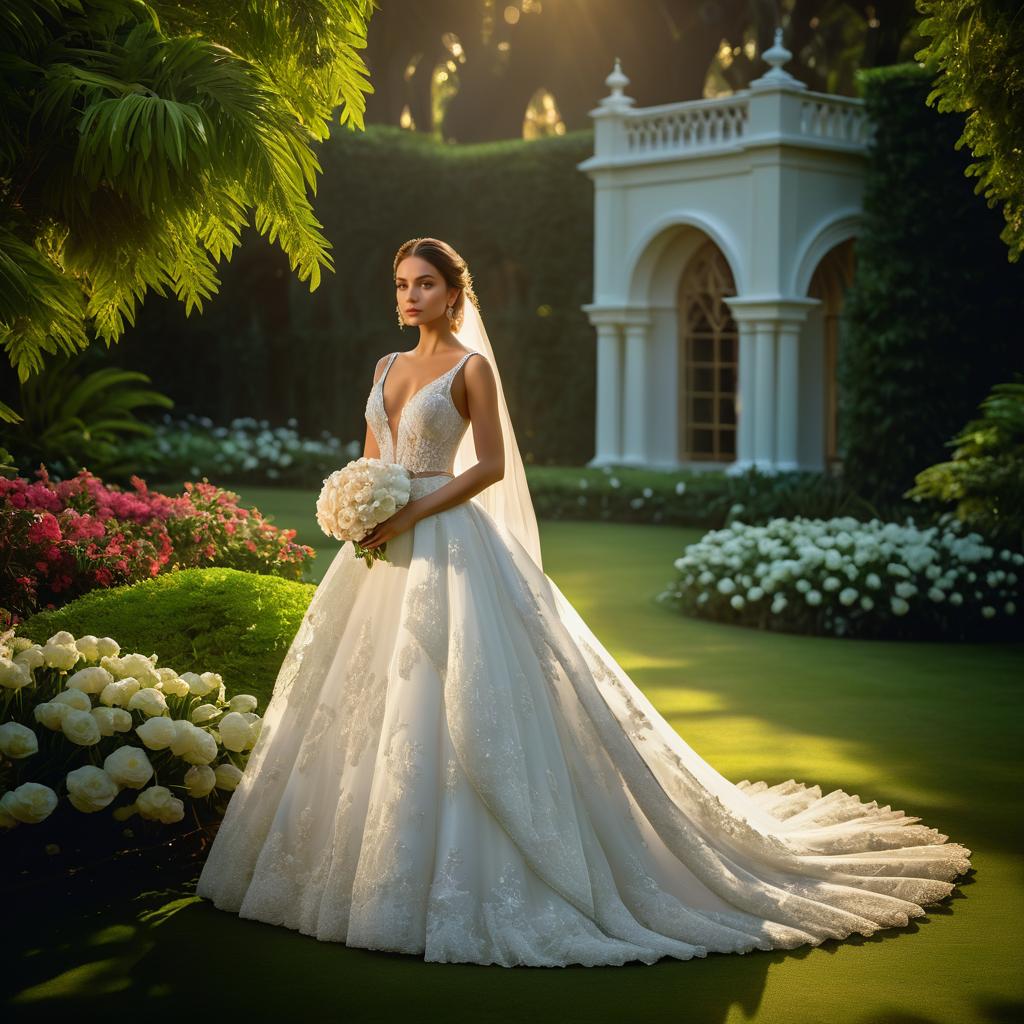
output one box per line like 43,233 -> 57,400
659,513 -> 1022,639
316,456 -> 412,567
0,626 -> 262,848
119,412 -> 363,488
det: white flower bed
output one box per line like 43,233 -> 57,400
659,514 -> 1022,639
0,628 -> 262,835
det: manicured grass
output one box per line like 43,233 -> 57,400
4,491 -> 1021,1024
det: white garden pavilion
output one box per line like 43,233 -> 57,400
578,30 -> 873,474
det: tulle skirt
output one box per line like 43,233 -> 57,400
195,474 -> 972,967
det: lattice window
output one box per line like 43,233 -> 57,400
678,241 -> 738,461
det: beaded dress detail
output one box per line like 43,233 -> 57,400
196,352 -> 972,968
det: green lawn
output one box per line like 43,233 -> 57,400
5,488 -> 1022,1024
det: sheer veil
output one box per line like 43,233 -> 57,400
452,298 -> 544,571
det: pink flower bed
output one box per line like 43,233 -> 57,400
1,467 -> 315,626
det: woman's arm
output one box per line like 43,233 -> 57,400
362,353 -> 391,461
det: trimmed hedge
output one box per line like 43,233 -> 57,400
18,568 -> 314,708
107,125 -> 598,469
839,63 -> 1024,508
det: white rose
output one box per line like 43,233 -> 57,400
127,687 -> 169,717
0,722 -> 39,759
136,785 -> 185,824
184,764 -> 217,798
103,745 -> 155,788
191,704 -> 221,725
52,689 -> 93,712
65,765 -> 120,813
136,716 -> 178,751
100,677 -> 141,707
0,781 -> 59,823
60,707 -> 103,746
74,634 -> 101,661
42,642 -> 80,671
66,666 -> 114,695
34,701 -> 70,730
91,706 -> 119,737
214,763 -> 244,791
228,694 -> 259,714
96,636 -> 120,659
218,711 -> 255,752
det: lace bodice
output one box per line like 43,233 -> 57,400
364,350 -> 483,474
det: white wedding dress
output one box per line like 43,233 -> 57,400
195,348 -> 972,967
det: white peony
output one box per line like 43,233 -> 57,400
214,763 -> 244,791
1,781 -> 59,824
52,688 -> 93,712
66,666 -> 114,695
0,657 -> 32,690
0,722 -> 39,759
218,711 -> 256,752
159,674 -> 191,698
74,634 -> 101,661
127,687 -> 169,717
91,706 -> 120,737
136,716 -> 178,750
65,765 -> 120,813
14,646 -> 44,671
34,701 -> 70,730
60,707 -> 102,746
228,693 -> 259,714
169,721 -> 218,765
136,785 -> 185,824
47,630 -> 77,646
100,677 -> 141,707
42,641 -> 80,671
184,764 -> 217,798
96,636 -> 120,659
191,703 -> 221,725
103,745 -> 155,788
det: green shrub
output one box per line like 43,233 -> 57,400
18,568 -> 314,709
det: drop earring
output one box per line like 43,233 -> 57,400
396,304 -> 405,329
445,304 -> 454,322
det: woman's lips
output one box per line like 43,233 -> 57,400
406,308 -> 421,314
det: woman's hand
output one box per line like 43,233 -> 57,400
360,500 -> 420,549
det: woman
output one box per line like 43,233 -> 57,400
195,237 -> 971,967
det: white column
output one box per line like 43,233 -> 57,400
776,321 -> 801,470
753,320 -> 776,466
593,322 -> 623,465
621,322 -> 649,464
735,320 -> 757,470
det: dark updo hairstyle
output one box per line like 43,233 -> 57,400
393,237 -> 479,332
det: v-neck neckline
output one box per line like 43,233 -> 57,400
379,350 -> 470,456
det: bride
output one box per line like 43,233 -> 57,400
195,237 -> 972,967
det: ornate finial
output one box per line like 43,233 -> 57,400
750,25 -> 806,91
599,56 -> 635,110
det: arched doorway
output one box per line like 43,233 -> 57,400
677,239 -> 738,463
808,238 -> 856,468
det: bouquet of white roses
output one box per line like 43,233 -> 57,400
316,457 -> 411,567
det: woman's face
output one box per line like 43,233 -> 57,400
396,255 -> 457,327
